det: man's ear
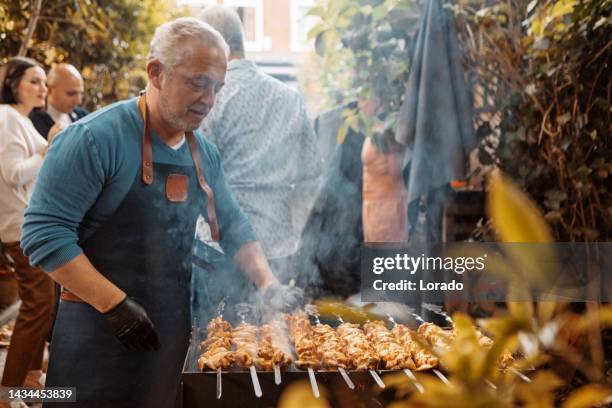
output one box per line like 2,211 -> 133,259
146,59 -> 164,89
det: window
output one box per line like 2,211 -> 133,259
291,0 -> 317,52
225,0 -> 264,52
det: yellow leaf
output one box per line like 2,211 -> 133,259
487,170 -> 558,289
306,5 -> 326,18
550,0 -> 577,20
444,242 -> 524,283
507,282 -> 534,323
537,301 -> 567,325
314,298 -> 382,323
487,170 -> 553,243
573,306 -> 612,331
380,372 -> 413,398
336,123 -> 348,144
562,384 -> 612,408
517,370 -> 564,408
478,314 -> 529,340
530,12 -> 544,38
307,24 -> 326,41
388,402 -> 411,408
278,380 -> 330,408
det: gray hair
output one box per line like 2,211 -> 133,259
148,17 -> 229,67
198,5 -> 245,56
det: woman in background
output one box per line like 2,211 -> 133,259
0,57 -> 56,395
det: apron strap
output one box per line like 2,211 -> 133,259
136,92 -> 220,242
186,132 -> 220,242
138,92 -> 154,185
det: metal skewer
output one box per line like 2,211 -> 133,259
403,369 -> 424,393
216,368 -> 222,399
307,368 -> 320,398
357,315 -> 387,389
234,304 -> 262,398
369,370 -> 386,388
509,367 -> 531,383
210,298 -> 228,400
274,364 -> 281,385
331,315 -> 356,390
249,365 -> 262,398
215,297 -> 227,317
338,367 -> 355,389
302,306 -> 322,398
484,378 -> 497,390
422,303 -> 454,327
336,314 -> 383,389
407,307 -> 426,325
433,368 -> 451,386
309,309 -> 355,391
384,314 -> 425,393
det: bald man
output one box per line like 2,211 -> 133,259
29,63 -> 88,141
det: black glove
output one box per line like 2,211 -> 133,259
104,297 -> 160,351
261,283 -> 305,312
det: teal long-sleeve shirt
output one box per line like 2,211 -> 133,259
21,97 -> 256,272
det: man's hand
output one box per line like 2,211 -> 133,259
259,283 -> 305,312
104,297 -> 160,351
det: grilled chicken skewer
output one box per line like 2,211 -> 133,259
302,308 -> 357,391
232,322 -> 262,397
392,324 -> 439,371
336,322 -> 380,370
284,312 -> 320,369
198,317 -> 234,371
311,323 -> 355,389
198,317 -> 234,399
257,321 -> 293,385
363,321 -> 417,371
384,316 -> 431,393
418,322 -> 514,369
284,312 -> 321,397
334,321 -> 386,388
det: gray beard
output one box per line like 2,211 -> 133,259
158,94 -> 201,132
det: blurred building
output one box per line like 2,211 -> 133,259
179,0 -> 317,88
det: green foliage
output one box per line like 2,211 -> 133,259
0,0 -> 184,111
283,170 -> 612,407
450,0 -> 611,241
308,0 -> 420,142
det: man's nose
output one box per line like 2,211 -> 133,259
199,87 -> 215,107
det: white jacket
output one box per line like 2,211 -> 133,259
0,105 -> 47,242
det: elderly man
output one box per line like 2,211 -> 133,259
193,6 -> 321,318
21,18 -> 295,407
29,63 -> 88,141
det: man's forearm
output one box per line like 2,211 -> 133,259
49,254 -> 126,313
234,242 -> 278,288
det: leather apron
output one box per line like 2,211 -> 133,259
45,94 -> 218,407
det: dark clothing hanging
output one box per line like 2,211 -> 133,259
395,0 -> 476,244
296,121 -> 365,298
